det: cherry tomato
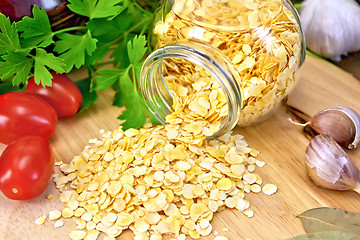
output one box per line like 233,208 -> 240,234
0,136 -> 54,200
26,72 -> 83,118
0,91 -> 57,145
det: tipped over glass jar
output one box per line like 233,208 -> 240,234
141,0 -> 306,139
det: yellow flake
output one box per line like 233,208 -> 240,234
60,163 -> 75,173
196,222 -> 212,236
192,185 -> 205,197
81,213 -> 93,222
62,208 -> 74,218
67,200 -> 79,211
74,208 -> 86,217
176,161 -> 192,171
255,160 -> 266,167
116,212 -> 134,227
243,173 -> 257,184
228,154 -> 244,164
250,184 -> 261,193
216,178 -> 233,191
208,200 -> 218,212
48,210 -> 62,221
262,183 -> 278,195
242,44 -> 252,55
247,164 -> 256,172
166,128 -> 179,139
76,219 -> 86,230
35,215 -> 46,225
91,214 -> 101,224
56,176 -> 69,186
236,198 -> 247,211
86,221 -> 96,230
199,219 -> 210,229
189,203 -> 207,221
113,198 -> 126,212
244,209 -> 254,218
107,182 -> 122,196
145,212 -> 161,225
230,164 -> 245,177
225,197 -> 237,208
104,213 -> 118,223
103,152 -> 114,162
54,220 -> 64,228
84,230 -> 100,240
143,192 -> 168,212
69,230 -> 86,240
165,171 -> 180,183
90,201 -> 102,214
182,184 -> 195,199
168,146 -> 188,161
184,122 -> 203,135
134,218 -> 150,232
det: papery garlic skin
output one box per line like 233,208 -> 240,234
300,0 -> 360,61
305,134 -> 360,191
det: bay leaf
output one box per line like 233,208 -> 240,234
298,207 -> 360,235
288,231 -> 360,240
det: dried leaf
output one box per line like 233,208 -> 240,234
288,231 -> 360,240
298,207 -> 360,236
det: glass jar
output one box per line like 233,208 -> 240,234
141,0 -> 306,138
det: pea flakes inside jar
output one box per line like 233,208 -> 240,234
153,0 -> 304,126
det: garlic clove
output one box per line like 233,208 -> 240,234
310,106 -> 360,150
305,134 -> 360,191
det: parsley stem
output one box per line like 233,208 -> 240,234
53,26 -> 87,36
109,16 -> 152,47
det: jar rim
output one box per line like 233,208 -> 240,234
140,40 -> 242,139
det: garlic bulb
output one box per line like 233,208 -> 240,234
305,134 -> 360,192
299,0 -> 360,61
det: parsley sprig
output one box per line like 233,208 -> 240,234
0,0 -> 159,129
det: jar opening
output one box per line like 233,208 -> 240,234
141,41 -> 242,139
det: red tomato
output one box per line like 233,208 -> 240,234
0,136 -> 54,200
0,91 -> 57,145
26,72 -> 83,118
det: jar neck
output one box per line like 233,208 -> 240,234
140,40 -> 242,139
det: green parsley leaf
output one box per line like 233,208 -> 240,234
127,35 -> 147,66
67,0 -> 124,19
16,5 -> 54,48
0,13 -> 21,55
84,42 -> 109,67
0,51 -> 33,86
86,12 -> 133,43
53,30 -> 97,72
114,67 -> 147,129
33,48 -> 66,87
94,68 -> 124,91
111,39 -> 130,67
105,35 -> 157,129
127,35 -> 148,89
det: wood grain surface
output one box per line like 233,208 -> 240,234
0,55 -> 359,240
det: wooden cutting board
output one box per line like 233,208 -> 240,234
1,55 -> 359,240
